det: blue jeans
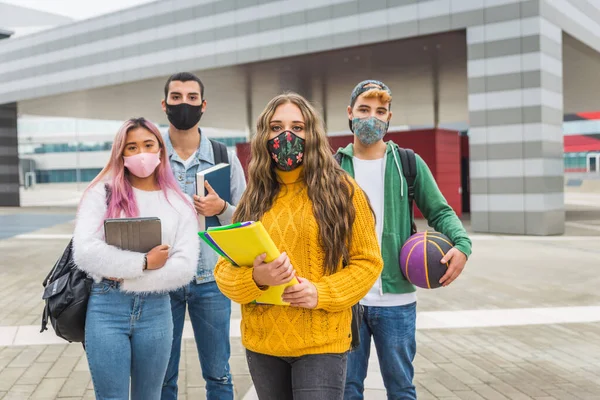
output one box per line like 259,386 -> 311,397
85,279 -> 173,400
344,302 -> 417,400
162,281 -> 233,400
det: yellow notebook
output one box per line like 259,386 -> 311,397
200,221 -> 299,306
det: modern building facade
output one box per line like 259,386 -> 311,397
2,0 -> 600,236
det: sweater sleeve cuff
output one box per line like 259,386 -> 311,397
454,241 -> 471,258
239,267 -> 265,298
314,282 -> 333,311
217,265 -> 265,304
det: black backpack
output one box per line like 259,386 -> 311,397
210,139 -> 229,165
334,146 -> 418,234
40,185 -> 113,343
40,238 -> 93,343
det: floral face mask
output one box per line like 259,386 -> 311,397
267,130 -> 305,171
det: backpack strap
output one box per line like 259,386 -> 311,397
40,303 -> 49,333
210,139 -> 229,165
396,147 -> 418,235
396,148 -> 417,202
333,152 -> 343,165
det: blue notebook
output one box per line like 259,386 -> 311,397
196,163 -> 231,230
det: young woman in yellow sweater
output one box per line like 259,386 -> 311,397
214,93 -> 383,400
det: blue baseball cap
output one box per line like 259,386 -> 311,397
349,80 -> 392,107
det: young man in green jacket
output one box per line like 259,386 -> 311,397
338,80 -> 472,400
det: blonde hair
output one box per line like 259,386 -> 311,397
361,88 -> 392,104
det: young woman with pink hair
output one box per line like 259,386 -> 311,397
72,117 -> 198,400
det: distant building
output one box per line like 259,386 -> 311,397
17,116 -> 247,184
563,112 -> 600,173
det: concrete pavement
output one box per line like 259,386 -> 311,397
1,193 -> 600,399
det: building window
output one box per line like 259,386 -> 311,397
28,142 -> 113,154
35,168 -> 102,183
210,136 -> 248,148
564,153 -> 588,172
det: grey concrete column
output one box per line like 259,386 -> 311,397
279,64 -> 312,100
0,102 -> 19,206
467,13 -> 564,235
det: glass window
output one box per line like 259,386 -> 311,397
35,168 -> 102,184
565,152 -> 594,171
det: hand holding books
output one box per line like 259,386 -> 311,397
146,244 -> 170,270
251,252 -> 318,309
282,279 -> 318,309
194,181 -> 226,218
196,163 -> 230,231
199,221 -> 300,305
252,252 -> 296,287
103,217 -> 169,271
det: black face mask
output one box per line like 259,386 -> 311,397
165,102 -> 203,131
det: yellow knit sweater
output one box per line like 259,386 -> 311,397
214,166 -> 383,357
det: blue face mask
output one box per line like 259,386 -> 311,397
351,116 -> 388,145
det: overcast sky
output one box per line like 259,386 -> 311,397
0,0 -> 157,36
2,0 -> 156,20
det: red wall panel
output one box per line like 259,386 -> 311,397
235,142 -> 251,182
434,129 -> 461,216
329,130 -> 462,218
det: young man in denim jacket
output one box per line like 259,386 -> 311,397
160,72 -> 246,400
337,80 -> 472,400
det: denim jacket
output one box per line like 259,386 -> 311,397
164,130 -> 246,283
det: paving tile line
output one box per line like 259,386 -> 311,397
2,306 -> 600,348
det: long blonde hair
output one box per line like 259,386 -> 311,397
234,93 -> 356,274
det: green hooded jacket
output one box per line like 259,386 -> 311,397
336,141 -> 472,294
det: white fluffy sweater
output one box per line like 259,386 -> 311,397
73,184 -> 199,293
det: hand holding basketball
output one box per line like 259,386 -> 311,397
439,248 -> 467,287
400,231 -> 462,289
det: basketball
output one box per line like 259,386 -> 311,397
399,231 -> 454,289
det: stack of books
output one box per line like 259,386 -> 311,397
199,221 -> 299,305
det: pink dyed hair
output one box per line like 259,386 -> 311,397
86,117 -> 192,218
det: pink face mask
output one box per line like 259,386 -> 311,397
123,151 -> 161,178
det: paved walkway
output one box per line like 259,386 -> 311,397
1,198 -> 600,399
